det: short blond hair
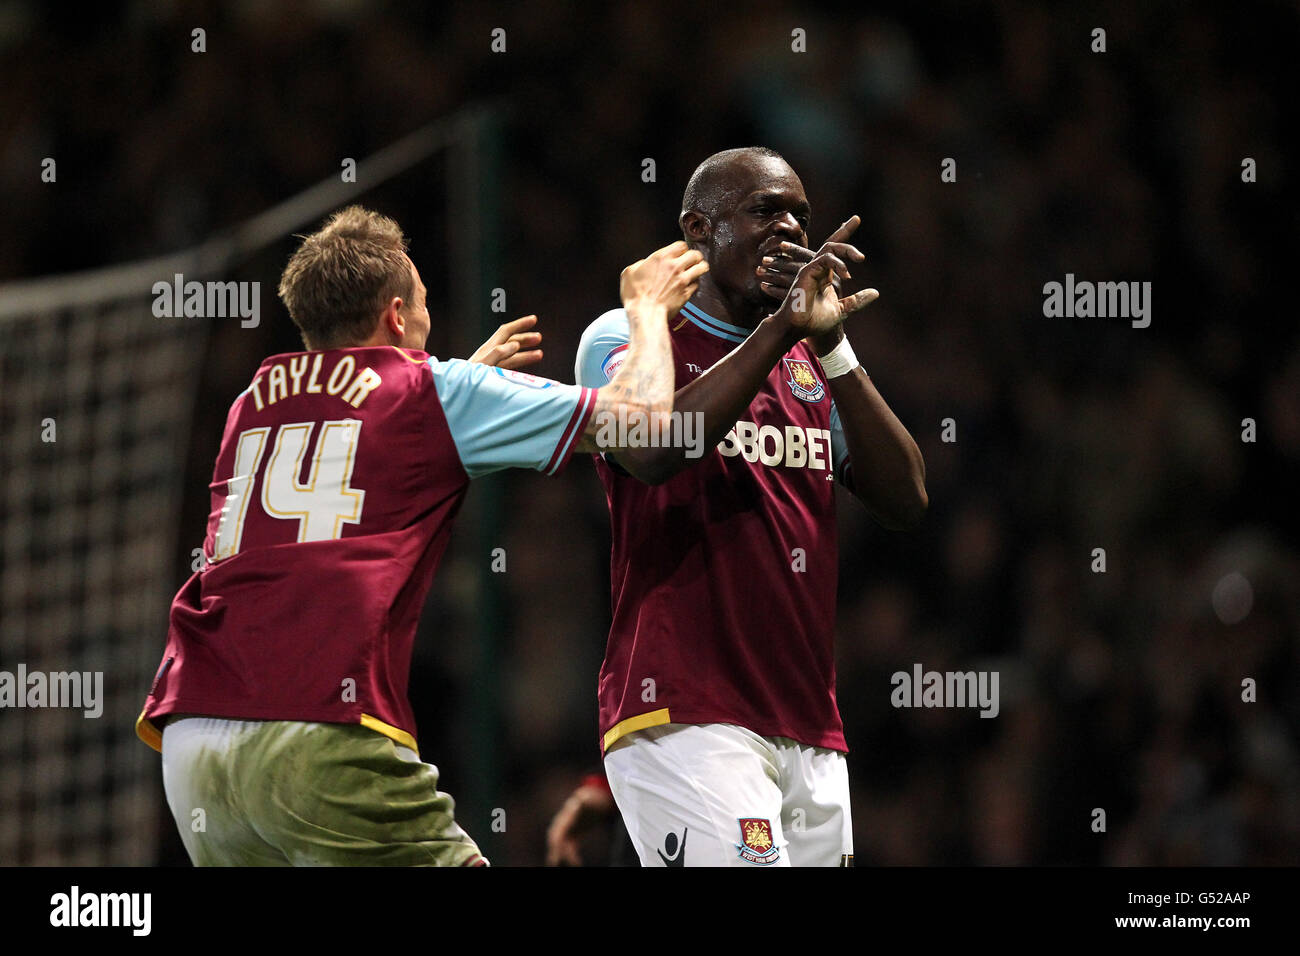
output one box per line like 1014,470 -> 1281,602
277,206 -> 414,349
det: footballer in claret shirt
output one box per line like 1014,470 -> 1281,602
575,149 -> 927,868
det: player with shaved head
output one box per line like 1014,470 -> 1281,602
573,147 -> 927,867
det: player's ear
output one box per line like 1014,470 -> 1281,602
382,297 -> 405,341
680,210 -> 710,244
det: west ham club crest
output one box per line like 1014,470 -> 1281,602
783,357 -> 825,403
735,818 -> 781,865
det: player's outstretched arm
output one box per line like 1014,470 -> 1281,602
608,218 -> 878,486
575,242 -> 707,454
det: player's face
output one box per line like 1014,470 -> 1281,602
709,159 -> 811,307
398,259 -> 431,349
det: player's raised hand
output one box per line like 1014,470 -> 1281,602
468,314 -> 544,370
757,215 -> 864,301
771,216 -> 878,336
577,243 -> 695,455
620,240 -> 709,315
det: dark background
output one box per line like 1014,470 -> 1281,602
2,0 -> 1297,865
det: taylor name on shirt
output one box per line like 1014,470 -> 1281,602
245,353 -> 384,412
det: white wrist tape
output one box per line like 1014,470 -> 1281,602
818,336 -> 860,379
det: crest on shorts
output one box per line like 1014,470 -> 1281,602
735,818 -> 780,865
783,357 -> 825,403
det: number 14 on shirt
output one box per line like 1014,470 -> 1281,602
211,419 -> 366,560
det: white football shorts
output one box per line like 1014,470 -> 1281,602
603,722 -> 853,867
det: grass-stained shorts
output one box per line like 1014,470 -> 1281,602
160,716 -> 485,866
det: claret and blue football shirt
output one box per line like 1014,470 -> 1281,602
138,346 -> 596,754
575,301 -> 853,755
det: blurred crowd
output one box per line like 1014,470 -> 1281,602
4,0 -> 1296,865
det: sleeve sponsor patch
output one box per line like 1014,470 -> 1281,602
492,367 -> 553,389
600,344 -> 629,382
